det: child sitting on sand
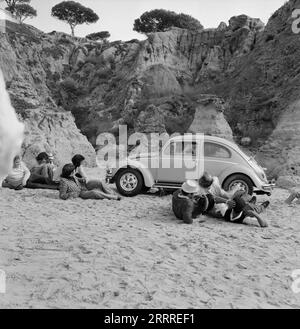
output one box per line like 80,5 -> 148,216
2,155 -> 30,190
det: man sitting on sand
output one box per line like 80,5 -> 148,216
2,155 -> 30,190
59,163 -> 121,201
172,180 -> 214,224
198,172 -> 270,227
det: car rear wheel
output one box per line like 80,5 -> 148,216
223,174 -> 254,196
116,168 -> 144,197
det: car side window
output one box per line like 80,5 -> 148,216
183,142 -> 197,156
204,142 -> 231,158
164,141 -> 197,156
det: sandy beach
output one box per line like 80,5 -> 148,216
0,168 -> 300,309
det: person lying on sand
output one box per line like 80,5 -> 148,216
172,180 -> 211,224
223,192 -> 270,227
2,155 -> 30,190
59,163 -> 121,201
198,173 -> 270,227
27,152 -> 59,189
285,190 -> 300,205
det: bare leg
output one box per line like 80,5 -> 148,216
87,179 -> 117,195
80,190 -> 120,200
2,180 -> 23,190
285,192 -> 299,205
2,180 -> 13,189
246,210 -> 268,228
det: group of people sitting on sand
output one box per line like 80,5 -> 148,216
2,152 -> 299,228
172,172 -> 271,228
1,152 -> 121,201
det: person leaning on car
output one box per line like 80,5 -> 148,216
172,180 -> 215,224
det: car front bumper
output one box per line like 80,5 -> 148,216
255,181 -> 276,195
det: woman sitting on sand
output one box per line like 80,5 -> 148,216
71,154 -> 116,194
59,163 -> 121,201
2,155 -> 30,190
27,152 -> 58,189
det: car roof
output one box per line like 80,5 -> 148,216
169,135 -> 242,153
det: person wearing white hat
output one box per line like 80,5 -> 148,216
172,180 -> 212,224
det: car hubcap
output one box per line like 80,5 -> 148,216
120,173 -> 138,192
228,180 -> 249,194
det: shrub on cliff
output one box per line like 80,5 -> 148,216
51,1 -> 99,36
133,9 -> 203,34
86,31 -> 110,42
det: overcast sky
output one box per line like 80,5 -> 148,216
2,0 -> 287,41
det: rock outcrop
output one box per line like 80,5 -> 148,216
188,95 -> 233,140
0,21 -> 96,165
21,109 -> 95,168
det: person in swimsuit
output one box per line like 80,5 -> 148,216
27,152 -> 58,189
71,154 -> 117,195
59,163 -> 121,201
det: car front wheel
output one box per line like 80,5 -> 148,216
115,168 -> 144,197
223,174 -> 254,196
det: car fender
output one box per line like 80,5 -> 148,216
218,164 -> 262,188
114,159 -> 155,187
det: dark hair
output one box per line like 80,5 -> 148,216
61,164 -> 75,179
233,196 -> 247,213
72,154 -> 85,168
199,172 -> 213,188
36,152 -> 49,163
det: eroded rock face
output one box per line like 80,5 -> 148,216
188,95 -> 233,140
0,22 -> 96,166
21,109 -> 96,168
256,100 -> 300,177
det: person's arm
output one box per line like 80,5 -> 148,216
59,179 -> 71,200
78,166 -> 88,181
22,163 -> 30,186
181,200 -> 194,224
246,210 -> 268,228
213,195 -> 236,209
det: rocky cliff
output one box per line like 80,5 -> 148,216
1,0 -> 300,176
0,21 -> 95,165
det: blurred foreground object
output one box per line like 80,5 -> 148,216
0,69 -> 24,180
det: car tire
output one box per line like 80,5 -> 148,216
115,168 -> 144,197
223,174 -> 254,196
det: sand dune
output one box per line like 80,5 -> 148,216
0,169 -> 300,308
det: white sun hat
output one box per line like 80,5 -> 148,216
181,180 -> 199,194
